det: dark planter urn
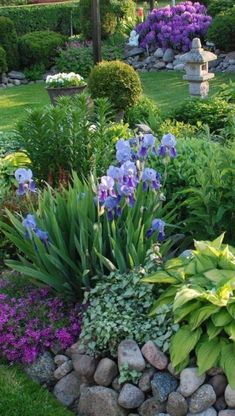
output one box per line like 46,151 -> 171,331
46,85 -> 87,105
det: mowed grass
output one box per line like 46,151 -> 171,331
0,363 -> 73,416
0,72 -> 235,132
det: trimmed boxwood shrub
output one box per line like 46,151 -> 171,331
0,2 -> 80,36
79,0 -> 135,39
88,60 -> 142,111
18,30 -> 65,69
207,0 -> 234,17
0,16 -> 19,70
208,10 -> 235,52
0,46 -> 7,74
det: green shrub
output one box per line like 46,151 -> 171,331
125,95 -> 161,128
0,46 -> 7,74
208,10 -> 235,52
80,269 -> 178,356
23,63 -> 45,81
18,30 -> 65,69
56,45 -> 93,78
88,60 -> 142,111
172,97 -> 235,133
207,0 -> 234,17
0,2 -> 80,36
79,0 -> 135,39
143,234 -> 235,386
152,136 -> 235,245
0,16 -> 19,70
216,81 -> 235,103
16,95 -> 125,183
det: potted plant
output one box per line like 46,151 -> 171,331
46,72 -> 87,105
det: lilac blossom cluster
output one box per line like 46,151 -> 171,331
97,133 -> 177,240
135,1 -> 212,52
0,281 -> 83,364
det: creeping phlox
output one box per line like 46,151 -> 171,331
97,133 -> 177,241
46,72 -> 86,88
15,168 -> 36,196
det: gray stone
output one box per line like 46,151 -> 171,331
118,340 -> 145,372
219,411 -> 235,416
54,354 -> 69,366
112,377 -> 122,392
167,363 -> 180,378
225,65 -> 235,73
118,383 -> 145,409
208,375 -> 227,397
53,371 -> 81,406
125,47 -> 145,58
68,340 -> 87,355
1,75 -> 8,84
138,397 -> 166,416
78,386 -> 127,416
135,123 -> 152,134
153,61 -> 166,70
138,368 -> 156,392
151,371 -> 179,402
54,360 -> 73,380
166,63 -> 174,70
187,409 -> 217,416
174,64 -> 185,71
189,384 -> 216,413
72,353 -> 97,378
24,351 -> 55,384
141,341 -> 168,370
225,385 -> 235,407
167,392 -> 188,416
94,358 -> 118,387
180,368 -> 206,397
154,48 -> 164,58
13,79 -> 21,86
8,70 -> 26,80
163,48 -> 175,63
7,83 -> 14,87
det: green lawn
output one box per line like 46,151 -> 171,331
0,363 -> 73,416
1,72 -> 235,132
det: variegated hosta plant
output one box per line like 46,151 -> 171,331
143,234 -> 235,387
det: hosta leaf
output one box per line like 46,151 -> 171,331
224,322 -> 235,341
142,271 -> 178,284
148,286 -> 177,316
189,304 -> 219,330
220,343 -> 235,388
174,301 -> 202,323
195,256 -> 217,273
204,269 -> 233,284
164,258 -> 186,270
211,234 -> 225,249
211,309 -> 233,327
227,303 -> 235,319
173,287 -> 203,311
173,356 -> 190,374
170,326 -> 202,367
196,338 -> 220,375
207,320 -> 223,340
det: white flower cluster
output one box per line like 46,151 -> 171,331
46,72 -> 85,86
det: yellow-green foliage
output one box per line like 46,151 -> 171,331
143,234 -> 235,387
88,60 -> 142,111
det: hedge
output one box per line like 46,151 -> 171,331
0,1 -> 80,36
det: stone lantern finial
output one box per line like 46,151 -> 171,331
182,37 -> 217,98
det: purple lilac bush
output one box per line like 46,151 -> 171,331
0,279 -> 83,364
135,1 -> 212,52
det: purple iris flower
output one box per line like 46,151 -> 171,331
98,176 -> 115,202
22,214 -> 37,230
107,166 -> 122,181
15,168 -> 37,196
119,185 -> 135,207
104,196 -> 122,220
22,214 -> 49,245
143,134 -> 155,148
142,168 -> 161,191
158,133 -> 177,158
146,218 -> 166,240
35,228 -> 49,244
116,139 -> 132,163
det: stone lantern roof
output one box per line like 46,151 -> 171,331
182,38 -> 217,64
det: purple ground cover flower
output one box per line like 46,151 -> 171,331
0,281 -> 83,364
135,1 -> 212,53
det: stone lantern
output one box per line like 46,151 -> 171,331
182,38 -> 217,98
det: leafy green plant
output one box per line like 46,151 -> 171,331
0,16 -> 19,70
80,268 -> 178,356
24,63 -> 45,81
124,95 -> 161,128
18,30 -> 65,69
208,0 -> 234,17
88,60 -> 142,111
216,81 -> 235,104
119,363 -> 142,385
172,97 -> 235,134
0,46 -> 7,74
56,45 -> 93,78
143,234 -> 235,386
15,94 -> 129,184
208,9 -> 235,52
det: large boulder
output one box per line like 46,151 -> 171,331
53,371 -> 81,406
24,351 -> 55,384
118,340 -> 145,372
78,386 -> 127,416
